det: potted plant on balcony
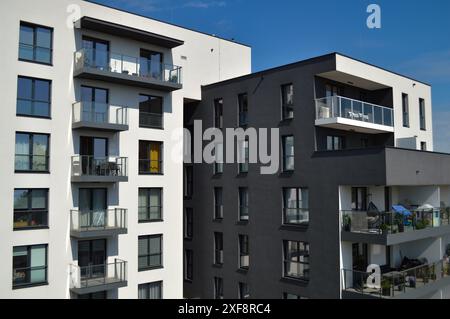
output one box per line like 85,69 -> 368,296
381,278 -> 391,297
380,223 -> 388,234
343,214 -> 351,232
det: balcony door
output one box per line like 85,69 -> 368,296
79,188 -> 107,228
82,37 -> 109,70
80,136 -> 108,175
81,86 -> 108,123
140,49 -> 163,80
78,239 -> 106,280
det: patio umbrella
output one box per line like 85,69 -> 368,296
392,205 -> 412,216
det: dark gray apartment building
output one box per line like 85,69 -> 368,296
184,53 -> 450,299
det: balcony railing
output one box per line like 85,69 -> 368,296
72,155 -> 128,178
70,209 -> 127,233
316,96 -> 394,127
70,259 -> 127,291
72,102 -> 128,126
139,111 -> 163,128
13,265 -> 48,288
138,159 -> 163,175
74,48 -> 182,85
341,208 -> 450,235
342,259 -> 450,298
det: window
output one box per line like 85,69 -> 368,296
214,277 -> 224,299
239,282 -> 250,299
402,93 -> 409,127
14,189 -> 48,230
351,187 -> 367,211
139,94 -> 163,128
238,93 -> 248,126
19,22 -> 53,64
283,293 -> 307,299
138,235 -> 162,271
282,136 -> 294,171
283,240 -> 310,280
214,142 -> 224,174
214,98 -> 223,129
239,188 -> 249,221
139,49 -> 163,79
326,135 -> 344,151
421,142 -> 427,151
239,235 -> 249,269
139,141 -> 163,174
281,84 -> 294,119
185,249 -> 193,281
184,166 -> 193,198
138,281 -> 162,299
419,98 -> 426,130
238,139 -> 249,173
185,208 -> 193,239
15,132 -> 49,172
138,188 -> 162,222
17,77 -> 51,118
214,232 -> 223,265
283,188 -> 309,225
82,37 -> 109,70
13,244 -> 48,288
214,188 -> 223,220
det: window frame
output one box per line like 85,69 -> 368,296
214,277 -> 224,299
138,188 -> 163,223
238,234 -> 249,270
282,135 -> 295,172
419,98 -> 426,131
238,93 -> 248,127
13,188 -> 49,230
139,94 -> 164,129
282,187 -> 310,226
12,244 -> 48,289
184,207 -> 194,239
283,240 -> 310,280
18,21 -> 54,65
15,132 -> 50,173
138,234 -> 163,271
17,76 -> 52,119
138,140 -> 163,175
239,282 -> 250,299
326,135 -> 345,151
214,188 -> 223,220
238,187 -> 249,222
402,93 -> 409,128
281,83 -> 294,120
214,232 -> 224,265
138,281 -> 163,299
214,98 -> 223,129
184,249 -> 193,281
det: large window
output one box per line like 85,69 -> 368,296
15,132 -> 49,172
214,232 -> 224,265
214,188 -> 223,220
351,187 -> 367,211
138,188 -> 162,222
239,234 -> 249,270
14,189 -> 48,230
239,188 -> 249,221
402,93 -> 409,128
139,141 -> 163,174
281,84 -> 294,120
185,208 -> 193,239
184,166 -> 193,198
238,139 -> 249,173
239,282 -> 250,299
140,49 -> 163,79
283,188 -> 309,225
17,76 -> 51,118
282,136 -> 294,171
214,98 -> 223,129
419,98 -> 426,130
139,94 -> 163,129
214,277 -> 224,299
238,93 -> 248,126
214,142 -> 224,174
13,244 -> 48,288
138,235 -> 162,271
283,240 -> 310,280
185,249 -> 193,281
326,135 -> 344,151
19,22 -> 53,64
138,281 -> 162,299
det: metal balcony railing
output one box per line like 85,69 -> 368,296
69,259 -> 127,290
72,102 -> 128,126
71,155 -> 128,178
70,209 -> 127,232
139,111 -> 163,128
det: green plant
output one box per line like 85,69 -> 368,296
381,278 -> 391,296
380,223 -> 388,233
343,215 -> 351,231
444,264 -> 450,276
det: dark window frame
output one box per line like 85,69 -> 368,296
283,240 -> 310,280
138,188 -> 163,223
12,244 -> 48,289
15,132 -> 50,173
13,188 -> 49,230
184,165 -> 193,198
138,281 -> 163,299
282,187 -> 310,226
214,277 -> 224,299
17,76 -> 52,119
138,140 -> 163,175
139,94 -> 164,129
419,98 -> 426,131
238,93 -> 248,127
19,21 -> 53,65
184,249 -> 193,281
214,188 -> 223,220
281,83 -> 294,120
184,208 -> 193,239
402,93 -> 409,128
282,135 -> 295,172
214,98 -> 223,129
239,282 -> 250,299
239,234 -> 249,270
214,232 -> 224,265
238,187 -> 249,221
138,234 -> 163,271
326,135 -> 345,151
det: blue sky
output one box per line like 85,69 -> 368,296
90,0 -> 450,152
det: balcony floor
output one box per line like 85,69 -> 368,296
71,277 -> 127,295
315,117 -> 394,134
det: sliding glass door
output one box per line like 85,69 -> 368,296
79,188 -> 107,229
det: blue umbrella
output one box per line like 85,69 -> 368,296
392,205 -> 412,216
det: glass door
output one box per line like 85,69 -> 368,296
140,49 -> 163,80
79,188 -> 107,228
82,37 -> 109,70
80,136 -> 108,175
81,86 -> 108,123
78,239 -> 106,280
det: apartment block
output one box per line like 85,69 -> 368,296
0,0 -> 250,299
183,53 -> 450,299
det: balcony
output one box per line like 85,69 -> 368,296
139,111 -> 163,129
70,209 -> 127,239
315,96 -> 394,134
69,259 -> 127,295
342,258 -> 450,299
341,208 -> 450,245
72,102 -> 129,132
71,155 -> 128,183
73,48 -> 182,91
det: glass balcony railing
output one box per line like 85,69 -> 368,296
341,208 -> 450,235
139,111 -> 163,128
70,209 -> 127,233
342,258 -> 450,298
72,102 -> 128,126
316,96 -> 394,127
74,48 -> 182,85
71,155 -> 128,179
69,259 -> 127,291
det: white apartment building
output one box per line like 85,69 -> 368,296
0,0 -> 250,299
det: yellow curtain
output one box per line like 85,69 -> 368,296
150,143 -> 160,173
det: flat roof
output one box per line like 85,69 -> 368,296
83,0 -> 251,48
203,52 -> 431,89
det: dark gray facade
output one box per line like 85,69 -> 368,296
183,53 -> 450,299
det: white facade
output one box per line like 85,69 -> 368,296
0,0 -> 250,299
